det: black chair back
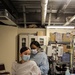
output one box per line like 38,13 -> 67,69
0,64 -> 10,75
0,64 -> 5,71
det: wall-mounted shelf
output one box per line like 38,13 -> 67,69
48,41 -> 70,45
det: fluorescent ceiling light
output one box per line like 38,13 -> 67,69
46,26 -> 74,29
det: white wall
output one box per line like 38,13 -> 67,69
0,25 -> 17,74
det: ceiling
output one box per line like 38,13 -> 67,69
0,0 -> 75,28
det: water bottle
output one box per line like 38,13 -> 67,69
65,67 -> 70,75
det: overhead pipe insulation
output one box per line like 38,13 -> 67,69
48,7 -> 52,26
64,15 -> 75,26
41,0 -> 48,25
48,13 -> 51,26
23,6 -> 26,28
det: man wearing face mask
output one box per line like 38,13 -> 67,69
12,47 -> 41,75
30,41 -> 49,75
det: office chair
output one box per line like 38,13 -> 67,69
0,63 -> 10,75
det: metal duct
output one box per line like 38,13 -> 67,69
0,9 -> 17,25
41,0 -> 48,25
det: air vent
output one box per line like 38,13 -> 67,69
0,9 -> 17,26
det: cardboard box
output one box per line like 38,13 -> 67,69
63,45 -> 68,52
50,33 -> 56,42
37,31 -> 44,36
63,45 -> 71,52
62,33 -> 72,42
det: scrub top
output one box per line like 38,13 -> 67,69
30,51 -> 49,75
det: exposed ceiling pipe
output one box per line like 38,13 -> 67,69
23,6 -> 26,28
56,0 -> 72,18
60,0 -> 71,12
48,13 -> 51,26
41,0 -> 48,25
48,7 -> 52,26
64,15 -> 75,26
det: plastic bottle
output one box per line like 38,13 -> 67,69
65,67 -> 70,75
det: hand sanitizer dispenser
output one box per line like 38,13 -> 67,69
65,67 -> 70,75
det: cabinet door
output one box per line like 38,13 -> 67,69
19,35 -> 28,61
19,35 -> 28,49
38,36 -> 47,46
29,35 -> 38,48
38,36 -> 47,52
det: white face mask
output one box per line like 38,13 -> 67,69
31,49 -> 37,54
22,55 -> 30,61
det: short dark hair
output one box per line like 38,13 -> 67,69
20,47 -> 29,54
30,41 -> 41,48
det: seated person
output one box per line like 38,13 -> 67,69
12,47 -> 41,75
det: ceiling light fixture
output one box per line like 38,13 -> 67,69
46,26 -> 74,29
